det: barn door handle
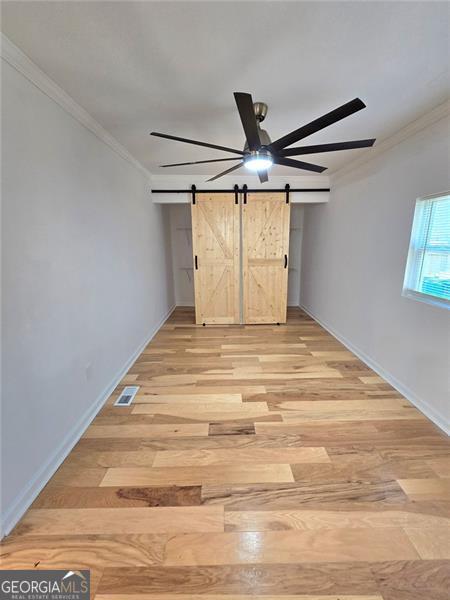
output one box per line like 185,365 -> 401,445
194,255 -> 198,270
284,255 -> 288,269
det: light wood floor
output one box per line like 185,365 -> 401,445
2,307 -> 450,599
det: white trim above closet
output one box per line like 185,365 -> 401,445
150,174 -> 330,204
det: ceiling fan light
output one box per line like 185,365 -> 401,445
244,151 -> 273,172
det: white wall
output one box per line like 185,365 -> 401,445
300,113 -> 450,433
288,205 -> 304,306
168,203 -> 304,307
169,205 -> 194,306
1,59 -> 175,535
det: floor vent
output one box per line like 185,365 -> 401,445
114,386 -> 139,406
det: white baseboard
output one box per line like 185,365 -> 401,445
300,304 -> 449,436
1,304 -> 176,538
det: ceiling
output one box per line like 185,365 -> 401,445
2,1 -> 449,177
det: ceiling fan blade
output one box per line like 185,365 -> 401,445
258,170 -> 269,183
274,157 -> 327,173
151,132 -> 244,155
160,157 -> 242,168
234,92 -> 261,151
270,98 -> 367,152
206,161 -> 244,182
281,138 -> 376,157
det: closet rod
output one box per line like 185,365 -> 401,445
151,188 -> 330,193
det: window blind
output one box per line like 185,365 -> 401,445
403,193 -> 450,307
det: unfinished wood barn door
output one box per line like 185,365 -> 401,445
191,193 -> 240,325
242,192 -> 290,324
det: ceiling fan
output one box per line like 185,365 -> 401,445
151,93 -> 375,183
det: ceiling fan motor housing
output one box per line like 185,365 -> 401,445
253,101 -> 268,122
242,102 -> 271,154
243,126 -> 272,153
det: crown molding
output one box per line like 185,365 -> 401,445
331,99 -> 450,181
1,33 -> 152,181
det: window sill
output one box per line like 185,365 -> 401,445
402,289 -> 450,311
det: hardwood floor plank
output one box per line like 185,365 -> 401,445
97,563 -> 379,595
404,526 -> 450,558
274,399 -> 412,411
358,445 -> 450,461
134,385 -> 266,395
101,464 -> 294,487
14,506 -> 224,536
209,421 -> 256,436
132,401 -> 269,413
84,423 -> 209,438
221,343 -> 307,350
0,534 -> 166,568
310,351 -> 358,359
149,413 -> 281,425
359,376 -> 385,384
280,407 -> 423,423
224,509 -> 450,531
255,407 -> 424,428
255,419 -> 424,436
31,485 -> 202,509
427,457 -> 450,477
293,461 -> 437,482
164,529 -> 419,565
131,403 -> 273,419
370,560 -> 450,600
397,478 -> 450,499
134,393 -> 243,404
153,447 -> 330,467
258,354 -> 329,362
201,480 -> 407,509
43,466 -> 107,487
62,450 -> 156,468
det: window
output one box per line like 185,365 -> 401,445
403,192 -> 450,309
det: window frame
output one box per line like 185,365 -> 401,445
402,190 -> 450,311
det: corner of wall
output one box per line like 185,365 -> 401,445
1,33 -> 153,182
329,99 -> 450,182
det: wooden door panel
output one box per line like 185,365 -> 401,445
242,193 -> 290,324
191,193 -> 240,325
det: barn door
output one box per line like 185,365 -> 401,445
191,193 -> 240,324
242,192 -> 290,324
